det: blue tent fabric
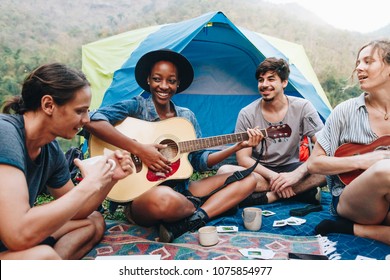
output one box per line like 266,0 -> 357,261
99,11 -> 331,137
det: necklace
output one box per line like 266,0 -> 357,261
368,99 -> 389,120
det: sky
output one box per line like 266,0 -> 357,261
264,0 -> 390,33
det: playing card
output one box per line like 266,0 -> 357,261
216,226 -> 238,233
286,219 -> 299,226
262,210 -> 276,216
273,219 -> 287,227
286,217 -> 306,225
239,248 -> 275,259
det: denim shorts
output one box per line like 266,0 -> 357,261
330,195 -> 340,216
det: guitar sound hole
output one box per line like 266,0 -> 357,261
159,139 -> 179,160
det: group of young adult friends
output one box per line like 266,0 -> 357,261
0,39 -> 389,260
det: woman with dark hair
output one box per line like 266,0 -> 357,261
85,50 -> 264,242
308,40 -> 390,245
0,63 -> 134,259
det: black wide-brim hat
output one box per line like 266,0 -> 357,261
135,49 -> 194,93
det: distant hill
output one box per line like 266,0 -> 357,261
1,0 -> 388,102
370,24 -> 390,38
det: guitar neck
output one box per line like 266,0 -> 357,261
179,129 -> 266,153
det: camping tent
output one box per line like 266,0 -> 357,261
82,11 -> 332,137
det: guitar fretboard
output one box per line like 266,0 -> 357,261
179,129 -> 266,153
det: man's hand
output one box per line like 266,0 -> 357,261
275,186 -> 296,199
238,127 -> 264,149
270,172 -> 301,192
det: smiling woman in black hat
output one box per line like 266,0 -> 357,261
85,49 -> 263,242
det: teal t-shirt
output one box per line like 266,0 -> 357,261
0,114 -> 70,206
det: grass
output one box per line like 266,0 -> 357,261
100,201 -> 127,221
34,193 -> 54,206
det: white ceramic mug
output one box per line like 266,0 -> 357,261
81,156 -> 116,171
242,207 -> 262,231
198,226 -> 219,246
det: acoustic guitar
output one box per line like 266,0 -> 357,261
89,117 -> 292,202
334,135 -> 390,185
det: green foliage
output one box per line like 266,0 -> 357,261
100,201 -> 127,221
34,193 -> 54,206
190,170 -> 216,181
0,45 -> 48,100
322,74 -> 361,108
56,136 -> 83,153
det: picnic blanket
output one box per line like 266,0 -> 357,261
84,222 -> 324,260
84,191 -> 390,260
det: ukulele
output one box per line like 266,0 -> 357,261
335,135 -> 390,185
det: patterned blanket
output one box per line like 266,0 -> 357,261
84,222 -> 324,260
84,191 -> 390,260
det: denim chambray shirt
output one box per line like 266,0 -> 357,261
88,95 -> 212,191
